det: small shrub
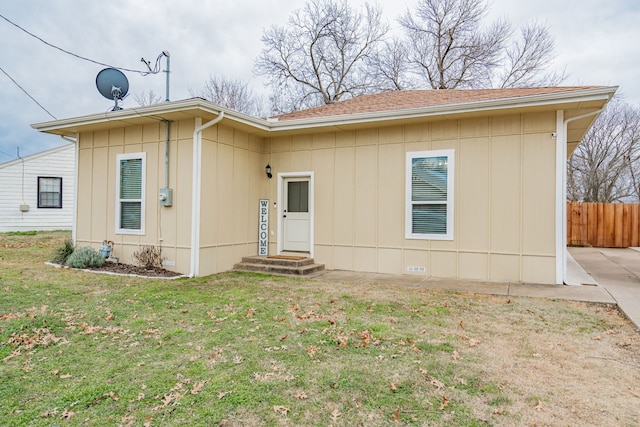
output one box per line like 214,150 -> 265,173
132,245 -> 164,270
66,246 -> 105,269
51,239 -> 75,264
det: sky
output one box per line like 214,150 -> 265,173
1,0 -> 639,163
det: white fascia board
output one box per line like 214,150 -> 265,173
32,87 -> 617,136
266,87 -> 618,132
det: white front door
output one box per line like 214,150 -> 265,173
283,177 -> 310,252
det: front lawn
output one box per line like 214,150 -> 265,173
1,232 -> 638,426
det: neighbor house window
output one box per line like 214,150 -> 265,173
406,150 -> 454,240
116,152 -> 146,234
38,177 -> 62,208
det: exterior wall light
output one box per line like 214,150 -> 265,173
266,163 -> 272,179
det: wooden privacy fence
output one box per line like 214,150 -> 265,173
567,202 -> 640,248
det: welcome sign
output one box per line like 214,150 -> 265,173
258,199 -> 269,256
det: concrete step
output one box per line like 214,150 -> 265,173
239,255 -> 316,268
233,256 -> 325,276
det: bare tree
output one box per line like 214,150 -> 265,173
367,39 -> 417,91
567,98 -> 640,202
498,22 -> 566,88
399,0 -> 562,89
190,76 -> 266,117
255,0 -> 389,112
134,90 -> 164,107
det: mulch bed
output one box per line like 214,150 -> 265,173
84,261 -> 183,278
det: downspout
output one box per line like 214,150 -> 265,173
556,108 -> 605,284
189,111 -> 224,278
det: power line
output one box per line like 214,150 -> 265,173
0,148 -> 16,160
0,13 -> 162,75
0,65 -> 56,119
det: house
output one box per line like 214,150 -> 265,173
0,143 -> 75,232
32,86 -> 616,284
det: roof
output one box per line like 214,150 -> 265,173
272,87 -> 605,121
0,142 -> 74,169
32,87 -> 616,149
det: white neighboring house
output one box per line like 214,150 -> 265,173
0,143 -> 75,232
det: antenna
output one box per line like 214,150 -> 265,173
141,51 -> 170,102
96,68 -> 129,111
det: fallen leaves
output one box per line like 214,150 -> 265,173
190,380 -> 208,395
306,345 -> 319,358
359,330 -> 372,347
61,409 -> 75,419
431,378 -> 445,390
39,408 -> 59,418
6,328 -> 68,350
0,312 -> 21,321
439,395 -> 449,410
273,405 -> 290,416
3,327 -> 68,369
153,375 -> 209,411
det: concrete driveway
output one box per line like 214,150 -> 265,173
569,247 -> 640,330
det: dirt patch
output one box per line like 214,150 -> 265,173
85,261 -> 182,278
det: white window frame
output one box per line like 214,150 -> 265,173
115,152 -> 146,235
405,149 -> 455,240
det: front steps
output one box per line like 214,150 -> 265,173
233,255 -> 325,276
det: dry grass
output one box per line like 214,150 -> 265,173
1,231 -> 639,426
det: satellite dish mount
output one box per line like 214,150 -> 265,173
96,68 -> 130,111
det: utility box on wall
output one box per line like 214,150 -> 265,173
159,188 -> 173,207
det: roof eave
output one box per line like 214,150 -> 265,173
32,86 -> 617,136
31,98 -> 273,136
267,86 -> 618,132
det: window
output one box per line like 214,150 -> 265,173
38,177 -> 62,208
116,153 -> 146,234
406,150 -> 454,240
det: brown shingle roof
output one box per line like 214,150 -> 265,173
272,87 -> 602,121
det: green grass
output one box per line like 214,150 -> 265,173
0,231 -> 633,426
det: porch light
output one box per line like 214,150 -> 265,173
265,163 -> 272,179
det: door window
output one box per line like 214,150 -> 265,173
287,181 -> 308,213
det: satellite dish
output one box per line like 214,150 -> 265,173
96,68 -> 129,111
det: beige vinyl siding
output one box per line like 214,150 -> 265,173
265,111 -> 558,284
73,109 -> 558,283
75,119 -> 268,275
196,123 -> 266,276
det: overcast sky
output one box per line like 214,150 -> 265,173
1,0 -> 638,163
